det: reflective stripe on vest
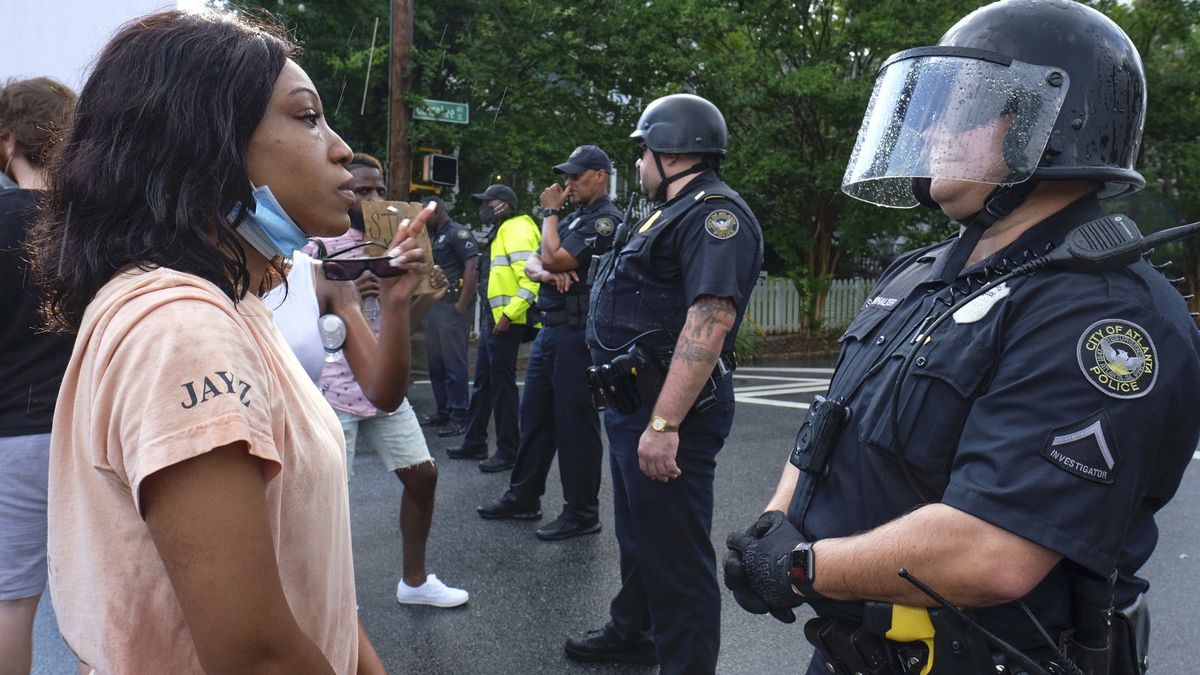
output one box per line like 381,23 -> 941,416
491,251 -> 532,267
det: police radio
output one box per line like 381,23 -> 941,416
612,191 -> 642,252
1040,214 -> 1200,272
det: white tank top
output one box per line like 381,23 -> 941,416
265,252 -> 326,383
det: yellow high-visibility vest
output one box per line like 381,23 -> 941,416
486,214 -> 541,324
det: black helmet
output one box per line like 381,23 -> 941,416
941,0 -> 1145,197
842,0 -> 1145,208
630,94 -> 728,158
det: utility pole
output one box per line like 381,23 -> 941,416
388,0 -> 412,201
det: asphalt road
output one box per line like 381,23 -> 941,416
32,360 -> 1200,673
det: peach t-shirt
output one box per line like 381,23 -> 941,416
47,267 -> 358,674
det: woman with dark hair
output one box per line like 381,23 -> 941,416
28,10 -> 423,674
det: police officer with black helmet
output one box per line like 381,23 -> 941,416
566,94 -> 763,673
724,2 -> 1200,674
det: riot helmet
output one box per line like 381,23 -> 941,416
631,94 -> 727,201
842,0 -> 1146,209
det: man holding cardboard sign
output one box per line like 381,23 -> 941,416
315,153 -> 468,608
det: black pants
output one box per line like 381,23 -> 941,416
599,367 -> 735,675
461,314 -> 523,460
424,299 -> 472,420
504,324 -> 602,520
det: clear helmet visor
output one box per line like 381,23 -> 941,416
841,50 -> 1070,208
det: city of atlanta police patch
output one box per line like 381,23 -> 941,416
705,209 -> 739,240
594,217 -> 615,236
1076,319 -> 1157,399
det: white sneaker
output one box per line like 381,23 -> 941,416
395,574 -> 469,608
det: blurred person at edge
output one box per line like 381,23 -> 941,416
27,11 -> 428,675
292,152 -> 468,608
0,76 -> 76,675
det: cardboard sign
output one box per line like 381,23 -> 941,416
361,200 -> 437,294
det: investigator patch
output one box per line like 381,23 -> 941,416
594,217 -> 615,236
1040,414 -> 1118,484
1076,319 -> 1157,399
705,209 -> 739,240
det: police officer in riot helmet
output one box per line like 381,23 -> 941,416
724,2 -> 1200,674
567,94 -> 763,673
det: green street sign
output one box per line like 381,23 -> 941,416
413,99 -> 469,124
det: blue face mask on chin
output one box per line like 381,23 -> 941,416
233,185 -> 311,260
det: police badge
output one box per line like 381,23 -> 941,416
705,209 -> 739,240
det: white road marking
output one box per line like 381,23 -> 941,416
733,369 -> 831,409
733,374 -> 829,383
423,372 -> 1200,458
738,366 -> 836,374
734,381 -> 829,393
734,395 -> 811,410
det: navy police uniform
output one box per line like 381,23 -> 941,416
424,218 -> 478,423
788,195 -> 1200,673
587,171 -> 764,674
501,197 -> 621,522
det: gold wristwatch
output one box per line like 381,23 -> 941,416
649,415 -> 679,433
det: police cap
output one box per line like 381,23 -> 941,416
553,145 -> 614,175
470,184 -> 518,210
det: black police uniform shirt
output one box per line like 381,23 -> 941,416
538,196 -> 621,314
588,171 -> 763,363
430,218 -> 478,289
789,194 -> 1200,645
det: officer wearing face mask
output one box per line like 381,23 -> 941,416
723,2 -> 1200,675
448,184 -> 541,473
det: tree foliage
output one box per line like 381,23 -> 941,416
1100,0 -> 1200,314
238,0 -> 1200,325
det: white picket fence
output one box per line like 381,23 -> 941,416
467,275 -> 875,337
743,276 -> 876,335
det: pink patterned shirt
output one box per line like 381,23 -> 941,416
314,229 -> 387,417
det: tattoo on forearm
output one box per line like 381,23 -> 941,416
670,296 -> 735,366
673,336 -> 719,365
688,296 -> 737,342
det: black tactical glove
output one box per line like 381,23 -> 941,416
724,511 -> 807,623
723,550 -> 797,623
